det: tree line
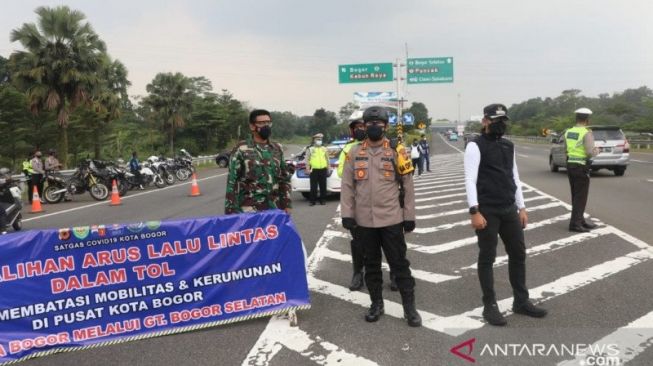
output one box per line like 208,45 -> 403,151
504,88 -> 653,136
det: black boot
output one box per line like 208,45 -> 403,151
365,289 -> 384,322
390,273 -> 398,292
349,271 -> 364,291
400,290 -> 422,327
365,299 -> 384,322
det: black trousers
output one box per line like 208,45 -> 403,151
422,154 -> 430,171
25,175 -> 34,203
358,224 -> 415,299
567,163 -> 590,227
412,157 -> 423,175
309,168 -> 327,203
476,205 -> 529,306
350,227 -> 364,273
31,174 -> 44,200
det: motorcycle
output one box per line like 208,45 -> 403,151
148,156 -> 176,185
43,161 -> 109,203
0,168 -> 23,233
125,162 -> 165,189
90,159 -> 129,196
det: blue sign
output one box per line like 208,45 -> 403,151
388,113 -> 397,126
0,211 -> 310,365
403,113 -> 415,126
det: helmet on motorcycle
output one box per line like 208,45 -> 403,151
0,167 -> 10,176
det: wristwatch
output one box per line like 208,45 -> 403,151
469,206 -> 479,215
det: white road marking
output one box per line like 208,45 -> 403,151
517,153 -> 529,158
242,316 -> 376,366
411,213 -> 572,255
414,187 -> 466,196
557,309 -> 653,365
414,183 -> 464,191
413,202 -> 562,234
438,133 -> 465,154
416,199 -> 466,210
433,248 -> 653,336
459,228 -> 611,271
319,247 -> 460,284
22,172 -> 228,222
631,159 -> 653,164
309,276 -> 483,337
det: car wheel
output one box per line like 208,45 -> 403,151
217,158 -> 228,168
614,167 -> 626,176
549,156 -> 559,172
301,192 -> 310,199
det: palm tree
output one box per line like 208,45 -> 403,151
143,72 -> 193,155
9,5 -> 107,167
90,57 -> 130,158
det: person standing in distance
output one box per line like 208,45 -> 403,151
337,111 -> 367,290
340,106 -> 421,327
30,150 -> 45,203
224,109 -> 292,214
419,134 -> 431,172
563,108 -> 599,232
464,103 -> 547,326
305,133 -> 330,206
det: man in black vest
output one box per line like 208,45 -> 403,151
463,103 -> 547,326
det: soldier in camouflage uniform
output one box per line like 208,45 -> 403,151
224,109 -> 292,214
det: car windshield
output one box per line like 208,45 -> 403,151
592,129 -> 624,141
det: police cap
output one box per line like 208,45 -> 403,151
483,103 -> 510,120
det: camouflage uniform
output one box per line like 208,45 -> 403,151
224,138 -> 292,214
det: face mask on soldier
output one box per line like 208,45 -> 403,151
257,125 -> 272,140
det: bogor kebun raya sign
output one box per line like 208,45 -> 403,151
0,211 -> 310,365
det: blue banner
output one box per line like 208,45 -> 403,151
0,210 -> 310,365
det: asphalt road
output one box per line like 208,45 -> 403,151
9,135 -> 653,366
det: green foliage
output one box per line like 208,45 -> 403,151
8,5 -> 109,166
509,87 -> 653,135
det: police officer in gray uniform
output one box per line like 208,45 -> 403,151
340,106 -> 421,327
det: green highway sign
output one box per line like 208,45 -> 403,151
407,57 -> 454,84
338,63 -> 394,83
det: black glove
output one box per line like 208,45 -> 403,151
403,220 -> 415,233
342,218 -> 357,230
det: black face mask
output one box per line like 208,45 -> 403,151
353,129 -> 366,141
488,120 -> 507,137
256,125 -> 272,140
366,125 -> 384,141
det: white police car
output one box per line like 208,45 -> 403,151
290,144 -> 343,198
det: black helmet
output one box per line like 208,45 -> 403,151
48,148 -> 56,155
363,106 -> 389,123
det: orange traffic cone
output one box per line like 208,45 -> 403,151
30,186 -> 44,213
189,173 -> 201,197
109,179 -> 122,206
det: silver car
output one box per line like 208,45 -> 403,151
549,126 -> 630,176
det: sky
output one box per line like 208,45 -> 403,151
1,0 -> 652,121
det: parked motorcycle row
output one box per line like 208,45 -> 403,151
43,155 -> 195,204
0,150 -> 197,234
